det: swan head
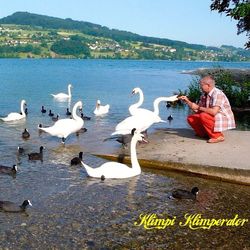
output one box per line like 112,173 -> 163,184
68,84 -> 72,88
96,100 -> 101,106
131,128 -> 147,143
21,100 -> 27,106
131,87 -> 141,95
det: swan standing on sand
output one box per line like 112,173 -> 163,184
129,87 -> 144,116
81,129 -> 146,178
51,84 -> 72,99
38,101 -> 84,143
112,95 -> 178,135
0,100 -> 27,122
94,100 -> 110,116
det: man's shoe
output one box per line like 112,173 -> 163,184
207,136 -> 225,143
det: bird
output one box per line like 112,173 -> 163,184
167,115 -> 173,121
0,200 -> 32,213
170,187 -> 199,200
48,110 -> 54,117
166,102 -> 171,108
0,100 -> 27,122
17,146 -> 24,154
52,114 -> 59,122
28,146 -> 45,161
81,129 -> 146,179
51,84 -> 72,99
71,152 -> 83,165
38,101 -> 84,143
41,106 -> 46,113
76,127 -> 87,136
111,95 -> 178,136
94,100 -> 110,116
0,164 -> 17,175
129,87 -> 144,116
22,128 -> 30,139
80,113 -> 91,120
66,108 -> 71,116
104,134 -> 132,148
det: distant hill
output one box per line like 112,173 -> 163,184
0,11 -> 249,61
0,12 -> 206,50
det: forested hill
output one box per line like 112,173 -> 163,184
0,11 -> 249,61
0,12 -> 204,50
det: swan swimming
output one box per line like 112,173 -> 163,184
51,84 -> 72,99
38,101 -> 84,143
112,95 -> 178,135
0,100 -> 27,122
94,100 -> 110,116
81,129 -> 146,178
129,87 -> 144,116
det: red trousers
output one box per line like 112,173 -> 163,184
187,112 -> 223,139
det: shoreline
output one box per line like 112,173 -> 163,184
95,128 -> 250,186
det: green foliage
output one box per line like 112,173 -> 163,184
50,39 -> 90,57
210,0 -> 250,48
184,69 -> 250,108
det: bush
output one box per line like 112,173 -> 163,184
185,69 -> 250,108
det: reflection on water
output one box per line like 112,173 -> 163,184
0,60 -> 249,249
0,150 -> 249,249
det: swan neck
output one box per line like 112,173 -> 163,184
68,85 -> 71,97
130,137 -> 140,171
20,101 -> 25,116
72,103 -> 81,121
153,97 -> 167,115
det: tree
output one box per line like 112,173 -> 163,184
210,0 -> 250,49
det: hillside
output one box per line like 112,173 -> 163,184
0,12 -> 249,61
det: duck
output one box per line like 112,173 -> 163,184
94,100 -> 110,116
52,114 -> 59,122
0,164 -> 17,175
81,129 -> 146,179
81,113 -> 91,120
17,146 -> 24,154
28,146 -> 45,161
48,110 -> 54,117
111,95 -> 178,136
170,187 -> 199,200
51,84 -> 72,99
41,106 -> 46,113
76,127 -> 87,136
38,101 -> 84,143
0,100 -> 27,122
66,108 -> 72,116
167,115 -> 173,121
22,128 -> 30,139
129,87 -> 144,116
104,134 -> 132,148
0,200 -> 32,213
71,152 -> 83,165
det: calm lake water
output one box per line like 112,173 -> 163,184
0,59 -> 249,249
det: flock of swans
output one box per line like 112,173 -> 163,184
0,84 -> 178,179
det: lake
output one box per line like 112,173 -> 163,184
0,59 -> 249,249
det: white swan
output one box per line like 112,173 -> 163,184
94,100 -> 110,116
38,101 -> 83,143
81,129 -> 145,178
129,87 -> 144,115
0,100 -> 27,122
112,95 -> 178,135
51,84 -> 72,99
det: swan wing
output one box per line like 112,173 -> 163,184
40,118 -> 83,138
51,93 -> 69,99
0,112 -> 25,122
81,161 -> 137,178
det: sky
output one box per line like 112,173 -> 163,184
0,0 -> 247,48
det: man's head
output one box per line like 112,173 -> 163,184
200,75 -> 215,94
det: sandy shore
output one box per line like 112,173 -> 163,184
95,128 -> 250,185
